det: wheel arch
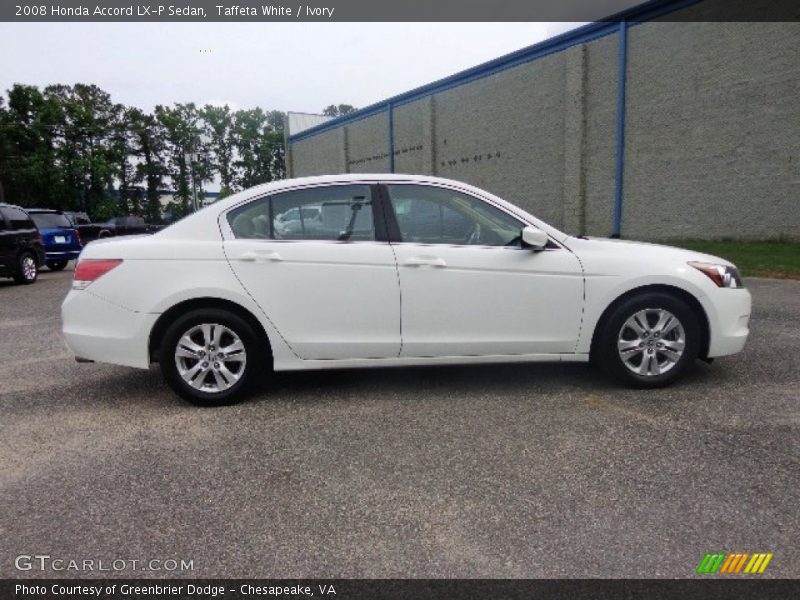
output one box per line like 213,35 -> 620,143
589,284 -> 710,361
17,246 -> 36,260
148,297 -> 273,365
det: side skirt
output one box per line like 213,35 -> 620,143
274,353 -> 590,372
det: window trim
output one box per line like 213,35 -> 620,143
221,182 -> 390,244
378,182 -> 563,251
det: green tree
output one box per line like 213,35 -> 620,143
155,103 -> 210,219
129,108 -> 167,223
0,84 -> 63,208
201,104 -> 236,198
322,104 -> 357,118
1,82 -> 290,219
232,108 -> 285,190
44,83 -> 122,218
109,105 -> 139,215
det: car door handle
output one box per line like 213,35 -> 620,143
239,250 -> 283,262
403,256 -> 447,268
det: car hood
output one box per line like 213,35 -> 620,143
564,236 -> 735,268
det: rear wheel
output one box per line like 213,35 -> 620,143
159,309 -> 265,406
595,292 -> 700,388
46,260 -> 68,271
13,252 -> 38,284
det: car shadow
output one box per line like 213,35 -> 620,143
14,355 -> 726,412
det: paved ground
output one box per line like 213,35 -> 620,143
0,266 -> 798,578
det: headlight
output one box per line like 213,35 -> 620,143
688,261 -> 744,288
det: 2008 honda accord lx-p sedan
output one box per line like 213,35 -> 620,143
61,174 -> 751,405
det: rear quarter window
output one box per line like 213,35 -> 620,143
2,207 -> 36,230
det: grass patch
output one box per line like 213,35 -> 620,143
664,240 -> 800,279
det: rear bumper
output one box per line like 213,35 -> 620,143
45,250 -> 81,261
61,289 -> 158,369
701,288 -> 752,358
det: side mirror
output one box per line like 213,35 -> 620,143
521,226 -> 548,251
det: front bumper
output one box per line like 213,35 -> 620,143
701,287 -> 752,357
61,289 -> 158,369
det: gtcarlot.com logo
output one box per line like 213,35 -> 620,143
696,552 -> 773,574
15,554 -> 194,572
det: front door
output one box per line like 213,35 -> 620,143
383,183 -> 584,357
223,183 -> 401,360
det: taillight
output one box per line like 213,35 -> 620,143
74,228 -> 81,245
73,259 -> 123,290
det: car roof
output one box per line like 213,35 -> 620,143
247,173 -> 472,194
26,208 -> 61,213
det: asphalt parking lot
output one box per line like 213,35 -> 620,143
1,266 -> 798,578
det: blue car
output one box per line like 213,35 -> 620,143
27,209 -> 83,271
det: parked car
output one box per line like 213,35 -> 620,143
96,216 -> 162,238
62,174 -> 751,406
63,212 -> 163,243
0,203 -> 46,284
26,209 -> 82,271
64,211 -> 104,244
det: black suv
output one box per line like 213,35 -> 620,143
0,203 -> 46,284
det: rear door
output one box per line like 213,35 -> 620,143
223,183 -> 401,360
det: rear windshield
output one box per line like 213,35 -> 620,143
30,212 -> 72,228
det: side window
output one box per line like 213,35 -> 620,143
228,197 -> 270,239
3,207 -> 35,231
386,184 -> 523,246
228,185 -> 376,242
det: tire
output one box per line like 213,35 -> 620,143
594,291 -> 700,388
46,260 -> 68,271
159,308 -> 267,406
13,252 -> 38,285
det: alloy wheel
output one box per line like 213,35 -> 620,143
174,323 -> 247,393
22,256 -> 36,281
617,308 -> 686,377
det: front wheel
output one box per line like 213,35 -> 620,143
595,292 -> 701,388
13,252 -> 38,284
159,309 -> 266,406
46,260 -> 68,271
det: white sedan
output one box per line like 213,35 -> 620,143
62,174 -> 751,405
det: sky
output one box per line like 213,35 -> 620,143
0,22 -> 586,114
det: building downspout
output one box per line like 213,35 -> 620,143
612,19 -> 628,238
387,103 -> 395,173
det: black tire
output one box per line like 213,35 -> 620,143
13,252 -> 38,285
159,308 -> 267,406
594,291 -> 701,388
46,259 -> 68,271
